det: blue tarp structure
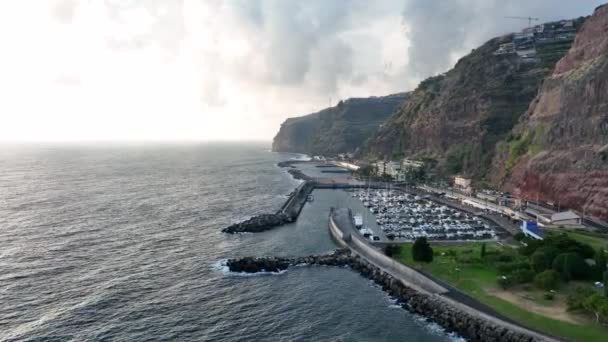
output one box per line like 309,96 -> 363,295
521,220 -> 544,240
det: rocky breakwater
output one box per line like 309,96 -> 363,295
222,213 -> 292,234
222,181 -> 314,234
226,249 -> 354,273
227,249 -> 552,342
277,160 -> 314,182
286,168 -> 311,181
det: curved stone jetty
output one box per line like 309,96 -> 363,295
226,249 -> 555,342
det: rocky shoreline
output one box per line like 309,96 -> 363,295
227,250 -> 547,342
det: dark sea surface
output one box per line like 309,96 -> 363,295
0,143 -> 458,341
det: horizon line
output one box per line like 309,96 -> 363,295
0,139 -> 273,144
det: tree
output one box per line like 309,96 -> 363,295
595,249 -> 606,279
531,251 -> 549,273
567,286 -> 596,311
582,294 -> 608,324
553,252 -> 591,281
552,253 -> 567,275
543,234 -> 594,259
412,237 -> 433,262
480,243 -> 487,259
565,253 -> 592,281
513,232 -> 525,241
530,247 -> 558,273
497,275 -> 513,290
384,245 -> 400,257
605,271 -> 608,298
519,238 -> 543,256
534,270 -> 559,290
356,165 -> 375,178
511,268 -> 535,284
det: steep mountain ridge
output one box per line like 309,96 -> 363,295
362,24 -> 579,178
272,93 -> 407,156
493,4 -> 608,219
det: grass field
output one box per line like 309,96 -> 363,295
395,242 -> 608,342
545,229 -> 608,251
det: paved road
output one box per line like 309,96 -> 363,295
330,208 -> 446,294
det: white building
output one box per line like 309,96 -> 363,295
372,161 -> 386,176
551,210 -> 582,226
402,158 -> 424,169
385,161 -> 402,179
454,176 -> 472,189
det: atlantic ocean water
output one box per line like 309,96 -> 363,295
0,143 -> 457,341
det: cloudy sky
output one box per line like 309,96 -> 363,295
0,0 -> 603,141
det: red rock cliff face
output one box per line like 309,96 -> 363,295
362,35 -> 555,178
495,4 -> 608,220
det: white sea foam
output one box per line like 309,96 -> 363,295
413,315 -> 465,341
212,259 -> 230,274
290,153 -> 311,161
387,296 -> 401,309
377,285 -> 464,341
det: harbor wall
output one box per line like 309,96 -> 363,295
222,181 -> 313,233
328,210 -> 349,248
227,248 -> 558,342
328,209 -> 447,294
279,181 -> 314,219
327,208 -> 558,342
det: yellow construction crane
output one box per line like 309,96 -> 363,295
505,16 -> 540,28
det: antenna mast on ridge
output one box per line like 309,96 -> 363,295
505,16 -> 540,28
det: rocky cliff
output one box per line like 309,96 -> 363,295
362,22 -> 581,179
272,93 -> 407,156
493,4 -> 608,220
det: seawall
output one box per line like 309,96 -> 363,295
222,181 -> 313,233
328,208 -> 447,294
226,248 -> 556,342
328,207 -> 559,342
224,208 -> 559,341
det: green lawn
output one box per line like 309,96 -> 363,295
546,229 -> 608,251
394,242 -> 608,342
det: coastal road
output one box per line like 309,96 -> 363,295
330,208 -> 447,294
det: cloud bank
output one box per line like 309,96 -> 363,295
0,0 -> 603,141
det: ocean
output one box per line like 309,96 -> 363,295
0,142 -> 457,341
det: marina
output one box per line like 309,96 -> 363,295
351,189 -> 497,242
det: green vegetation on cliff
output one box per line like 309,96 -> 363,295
495,8 -> 608,221
362,20 -> 578,180
272,93 -> 407,156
